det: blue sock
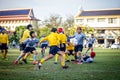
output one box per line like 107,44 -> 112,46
33,54 -> 37,61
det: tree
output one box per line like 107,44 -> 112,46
43,14 -> 62,28
9,26 -> 26,44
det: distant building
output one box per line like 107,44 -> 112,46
0,8 -> 39,31
75,8 -> 120,48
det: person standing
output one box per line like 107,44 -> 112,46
72,27 -> 87,64
85,34 -> 96,55
0,30 -> 8,60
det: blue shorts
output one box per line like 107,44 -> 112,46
88,44 -> 93,48
74,45 -> 83,52
23,47 -> 36,53
49,46 -> 60,55
41,44 -> 48,48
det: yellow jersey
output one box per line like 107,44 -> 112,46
0,33 -> 8,44
40,32 -> 60,46
20,29 -> 30,43
66,43 -> 74,50
59,33 -> 67,44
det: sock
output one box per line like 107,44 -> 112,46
65,54 -> 69,60
61,54 -> 66,66
24,54 -> 28,60
55,54 -> 59,62
40,58 -> 45,64
61,61 -> 65,66
29,54 -> 33,60
3,50 -> 6,58
17,55 -> 23,61
33,54 -> 37,61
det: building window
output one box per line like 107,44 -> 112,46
76,19 -> 84,23
98,18 -> 105,22
87,18 -> 94,23
98,39 -> 104,44
108,18 -> 117,23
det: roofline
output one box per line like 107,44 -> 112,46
0,15 -> 29,17
84,8 -> 120,12
0,8 -> 33,11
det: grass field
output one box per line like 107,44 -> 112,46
0,48 -> 120,80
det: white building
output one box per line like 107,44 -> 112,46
0,8 -> 39,31
75,8 -> 120,48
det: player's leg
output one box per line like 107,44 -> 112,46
85,44 -> 91,55
14,52 -> 25,65
76,45 -> 83,64
65,51 -> 70,62
57,51 -> 69,69
32,50 -> 38,65
54,54 -> 59,64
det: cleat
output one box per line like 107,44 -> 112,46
62,66 -> 69,69
54,62 -> 58,64
65,60 -> 70,62
71,59 -> 75,61
19,62 -> 23,65
14,60 -> 18,65
37,61 -> 42,70
33,61 -> 37,65
22,59 -> 27,64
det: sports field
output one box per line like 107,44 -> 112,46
0,48 -> 120,80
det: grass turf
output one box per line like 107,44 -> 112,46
0,48 -> 120,80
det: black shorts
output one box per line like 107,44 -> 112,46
23,47 -> 36,53
74,45 -> 83,52
49,46 -> 60,55
68,50 -> 74,55
1,43 -> 8,50
60,43 -> 66,51
19,43 -> 26,51
41,44 -> 48,48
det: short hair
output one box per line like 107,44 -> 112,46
51,28 -> 57,32
77,27 -> 82,30
27,24 -> 32,29
30,31 -> 35,37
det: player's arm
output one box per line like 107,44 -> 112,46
23,38 -> 29,45
39,36 -> 48,44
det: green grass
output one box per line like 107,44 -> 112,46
0,48 -> 120,80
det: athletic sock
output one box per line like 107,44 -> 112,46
40,58 -> 45,64
55,54 -> 59,62
33,54 -> 37,61
65,54 -> 70,60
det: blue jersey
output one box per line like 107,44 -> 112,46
88,38 -> 96,44
73,32 -> 86,45
23,38 -> 39,48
